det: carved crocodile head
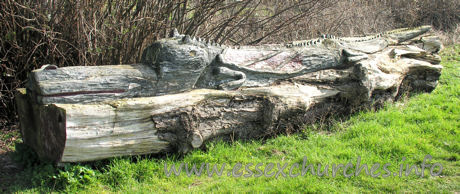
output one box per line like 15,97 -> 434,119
383,25 -> 432,44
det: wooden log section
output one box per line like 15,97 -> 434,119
16,85 -> 339,163
16,46 -> 443,163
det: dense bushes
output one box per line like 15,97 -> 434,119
1,0 -> 459,128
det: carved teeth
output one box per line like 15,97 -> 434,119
170,28 -> 180,38
182,35 -> 192,43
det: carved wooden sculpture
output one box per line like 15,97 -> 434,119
16,26 -> 443,163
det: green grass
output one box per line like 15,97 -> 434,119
5,45 -> 460,193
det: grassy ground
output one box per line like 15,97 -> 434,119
2,45 -> 459,193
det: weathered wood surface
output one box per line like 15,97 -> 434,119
16,26 -> 443,163
26,64 -> 158,104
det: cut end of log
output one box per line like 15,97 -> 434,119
16,89 -> 66,163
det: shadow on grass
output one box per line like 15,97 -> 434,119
0,151 -> 23,193
2,142 -> 187,192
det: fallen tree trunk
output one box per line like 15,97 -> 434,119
17,86 -> 339,162
16,26 -> 443,163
